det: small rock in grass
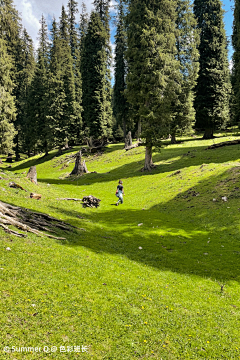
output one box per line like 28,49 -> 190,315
138,223 -> 143,226
139,247 -> 143,250
213,198 -> 216,202
203,253 -> 208,255
6,247 -> 11,251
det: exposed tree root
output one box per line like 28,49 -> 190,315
0,201 -> 75,239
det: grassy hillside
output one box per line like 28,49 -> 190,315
1,133 -> 240,359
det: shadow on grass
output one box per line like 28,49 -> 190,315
2,164 -> 240,283
5,147 -> 82,172
36,142 -> 240,187
45,167 -> 240,284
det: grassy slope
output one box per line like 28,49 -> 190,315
1,134 -> 240,359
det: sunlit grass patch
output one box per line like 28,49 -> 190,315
1,133 -> 240,358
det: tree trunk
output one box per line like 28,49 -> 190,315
143,142 -> 155,171
44,141 -> 49,156
123,119 -> 126,139
27,166 -> 37,184
137,120 -> 141,140
15,134 -> 20,161
6,154 -> 13,163
171,133 -> 177,144
124,131 -> 132,149
203,128 -> 214,139
70,151 -> 88,176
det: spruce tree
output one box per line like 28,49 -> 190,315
169,0 -> 199,143
59,5 -> 79,147
0,0 -> 22,65
82,11 -> 111,138
67,0 -> 83,142
126,0 -> 180,170
113,0 -> 129,138
79,1 -> 89,42
15,28 -> 35,159
0,38 -> 17,155
232,0 -> 240,124
26,15 -> 50,155
194,0 -> 231,138
47,18 -> 67,152
94,0 -> 113,137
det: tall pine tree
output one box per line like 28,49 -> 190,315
232,0 -> 240,124
169,0 -> 199,143
15,28 -> 35,159
47,18 -> 67,152
82,11 -> 111,138
58,5 -> 79,147
26,15 -> 50,155
126,0 -> 180,170
94,0 -> 113,137
0,38 -> 17,155
67,0 -> 83,142
194,0 -> 231,138
113,0 -> 129,138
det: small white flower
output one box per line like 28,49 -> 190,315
31,304 -> 36,307
6,247 -> 11,251
139,247 -> 143,250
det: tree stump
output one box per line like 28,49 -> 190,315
70,151 -> 88,176
6,153 -> 13,163
27,166 -> 37,184
124,131 -> 132,149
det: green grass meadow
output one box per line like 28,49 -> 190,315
1,134 -> 240,359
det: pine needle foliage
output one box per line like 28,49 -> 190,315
169,0 -> 199,143
113,0 -> 129,138
0,38 -> 17,154
194,0 -> 231,139
125,0 -> 180,170
232,0 -> 240,125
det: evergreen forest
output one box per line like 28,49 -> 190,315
0,0 -> 237,166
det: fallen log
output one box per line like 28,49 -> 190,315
207,139 -> 240,149
57,198 -> 82,201
0,201 -> 75,239
125,140 -> 142,151
9,182 -> 27,191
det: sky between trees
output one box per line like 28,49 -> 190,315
13,0 -> 234,64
